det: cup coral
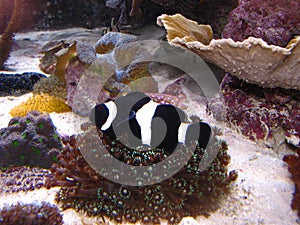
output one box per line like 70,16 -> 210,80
9,93 -> 71,117
0,111 -> 62,168
157,14 -> 300,90
49,126 -> 237,224
0,202 -> 63,225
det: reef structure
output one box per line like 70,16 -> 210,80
283,149 -> 300,219
0,111 -> 62,169
0,166 -> 55,193
0,201 -> 63,225
49,123 -> 237,224
0,72 -> 46,96
157,13 -> 300,91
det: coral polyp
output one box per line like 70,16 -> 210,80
0,202 -> 63,225
49,128 -> 237,224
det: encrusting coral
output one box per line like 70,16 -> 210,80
0,166 -> 55,193
0,111 -> 62,168
219,74 -> 300,145
48,125 -> 237,224
0,72 -> 46,96
157,14 -> 300,91
283,149 -> 300,219
222,0 -> 300,47
10,93 -> 71,117
0,202 -> 63,225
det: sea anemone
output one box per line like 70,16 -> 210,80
49,127 -> 237,224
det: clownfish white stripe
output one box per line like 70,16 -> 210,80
101,101 -> 117,131
178,123 -> 190,144
135,100 -> 159,145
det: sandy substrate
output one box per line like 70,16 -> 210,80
0,27 -> 299,225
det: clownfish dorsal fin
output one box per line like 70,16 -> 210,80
101,101 -> 117,131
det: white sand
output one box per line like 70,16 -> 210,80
0,27 -> 298,225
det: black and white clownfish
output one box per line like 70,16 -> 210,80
90,92 -> 212,154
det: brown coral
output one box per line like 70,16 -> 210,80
0,201 -> 63,225
0,0 -> 25,69
10,93 -> 71,117
283,149 -> 300,219
157,14 -> 300,90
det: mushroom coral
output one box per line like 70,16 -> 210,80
157,14 -> 300,91
0,202 -> 63,225
49,127 -> 237,224
10,93 -> 71,117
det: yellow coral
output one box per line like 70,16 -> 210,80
10,93 -> 71,117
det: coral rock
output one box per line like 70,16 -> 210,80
222,0 -> 300,47
0,202 -> 63,225
157,14 -> 300,90
283,149 -> 300,219
0,72 -> 46,96
10,93 -> 71,117
0,111 -> 62,168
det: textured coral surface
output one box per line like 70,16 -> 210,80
10,93 -> 71,117
0,111 -> 62,168
0,202 -> 63,225
223,0 -> 300,47
0,72 -> 46,96
49,128 -> 237,224
0,166 -> 54,193
221,74 -> 300,144
283,149 -> 300,219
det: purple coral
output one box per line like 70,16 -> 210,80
0,111 -> 62,169
223,0 -> 300,47
220,74 -> 300,144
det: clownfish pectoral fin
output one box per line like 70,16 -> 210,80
185,122 -> 212,149
198,122 -> 212,149
115,110 -> 136,127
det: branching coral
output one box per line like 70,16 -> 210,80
0,202 -> 63,225
49,127 -> 237,224
0,0 -> 25,69
283,149 -> 300,219
10,93 -> 71,117
0,166 -> 55,193
0,72 -> 46,96
222,0 -> 300,47
157,14 -> 300,90
0,111 -> 62,168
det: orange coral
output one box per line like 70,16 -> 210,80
10,93 -> 71,117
